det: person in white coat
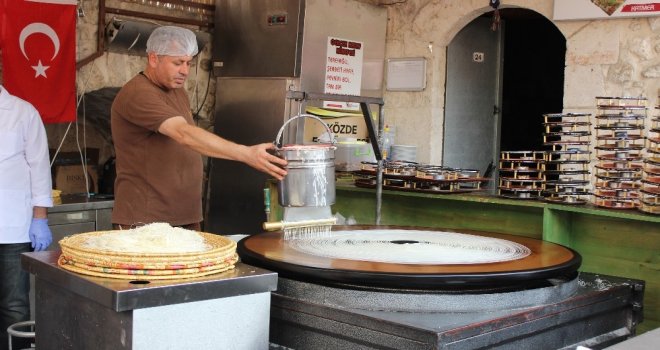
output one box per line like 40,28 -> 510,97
0,85 -> 53,350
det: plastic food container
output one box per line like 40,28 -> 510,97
335,142 -> 376,171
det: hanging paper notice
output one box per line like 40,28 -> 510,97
323,37 -> 363,110
554,0 -> 660,21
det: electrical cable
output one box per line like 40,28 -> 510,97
193,64 -> 211,122
50,60 -> 98,197
191,47 -> 212,122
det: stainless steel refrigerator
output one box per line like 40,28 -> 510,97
205,0 -> 386,235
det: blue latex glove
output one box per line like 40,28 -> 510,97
29,218 -> 52,252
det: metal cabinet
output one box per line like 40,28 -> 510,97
47,195 -> 113,250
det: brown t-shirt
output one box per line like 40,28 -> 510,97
110,73 -> 203,226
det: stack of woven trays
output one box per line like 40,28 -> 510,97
58,231 -> 238,280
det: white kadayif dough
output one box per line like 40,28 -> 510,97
286,229 -> 531,265
83,223 -> 210,253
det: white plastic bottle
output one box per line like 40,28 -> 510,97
381,125 -> 394,160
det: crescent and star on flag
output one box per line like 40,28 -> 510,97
0,0 -> 78,123
19,22 -> 61,78
12,1 -> 77,79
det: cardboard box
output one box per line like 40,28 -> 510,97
303,107 -> 371,143
50,148 -> 99,166
54,164 -> 98,194
50,148 -> 100,194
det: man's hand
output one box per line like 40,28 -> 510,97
246,143 -> 288,181
29,218 -> 52,251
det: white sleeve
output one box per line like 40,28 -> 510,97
24,108 -> 54,208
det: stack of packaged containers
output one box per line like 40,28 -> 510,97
498,151 -> 545,199
541,113 -> 592,204
640,97 -> 660,214
593,96 -> 647,209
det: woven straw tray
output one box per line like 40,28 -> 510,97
57,230 -> 239,280
58,254 -> 238,279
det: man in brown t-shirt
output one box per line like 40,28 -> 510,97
110,26 -> 287,230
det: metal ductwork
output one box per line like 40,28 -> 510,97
105,18 -> 209,56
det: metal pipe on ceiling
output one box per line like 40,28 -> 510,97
105,18 -> 210,56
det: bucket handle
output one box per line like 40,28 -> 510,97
274,114 -> 335,148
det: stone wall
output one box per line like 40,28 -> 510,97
69,0 -> 214,164
2,0 -> 658,166
380,0 -> 660,164
0,0 -> 215,166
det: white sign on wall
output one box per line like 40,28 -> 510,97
323,36 -> 364,110
386,57 -> 426,91
554,0 -> 660,21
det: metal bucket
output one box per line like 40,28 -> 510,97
275,115 -> 336,207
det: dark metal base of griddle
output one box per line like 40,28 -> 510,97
269,273 -> 644,350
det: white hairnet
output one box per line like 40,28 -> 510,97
146,26 -> 198,56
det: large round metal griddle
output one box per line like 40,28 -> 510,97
237,225 -> 581,291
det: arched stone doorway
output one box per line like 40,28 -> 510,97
499,9 -> 566,152
443,8 -> 566,180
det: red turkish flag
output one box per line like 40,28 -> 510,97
0,0 -> 77,123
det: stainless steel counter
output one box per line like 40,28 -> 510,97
49,194 -> 114,213
22,251 -> 277,349
22,250 -> 277,311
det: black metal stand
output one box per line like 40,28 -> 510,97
286,91 -> 385,224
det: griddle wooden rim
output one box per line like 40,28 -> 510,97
237,225 -> 582,289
